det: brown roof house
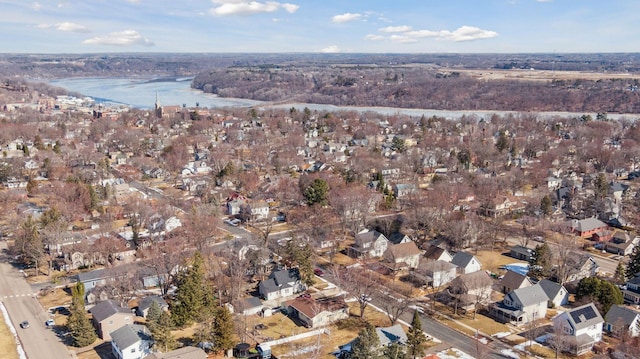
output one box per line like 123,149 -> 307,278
383,241 -> 422,270
423,245 -> 453,263
89,300 -> 133,340
286,296 -> 348,328
499,270 -> 533,294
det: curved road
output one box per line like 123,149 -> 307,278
0,241 -> 73,359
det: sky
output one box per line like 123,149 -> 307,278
0,0 -> 639,53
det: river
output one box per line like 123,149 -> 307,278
49,77 -> 640,121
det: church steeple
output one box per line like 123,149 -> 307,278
154,90 -> 162,118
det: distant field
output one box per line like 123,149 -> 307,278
442,67 -> 640,82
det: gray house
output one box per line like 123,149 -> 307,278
538,279 -> 569,308
110,324 -> 152,359
135,296 -> 169,318
89,300 -> 133,340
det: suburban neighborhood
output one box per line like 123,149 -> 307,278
3,67 -> 640,359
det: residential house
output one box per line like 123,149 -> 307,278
605,231 -> 639,256
135,296 -> 169,318
610,182 -> 631,202
243,200 -> 270,222
569,218 -> 608,238
499,270 -> 533,294
286,296 -> 349,328
490,284 -> 548,325
237,297 -> 264,316
622,274 -> 640,304
450,252 -> 481,274
336,324 -> 407,358
510,245 -> 535,262
538,279 -> 569,308
447,271 -> 494,312
383,241 -> 422,270
349,229 -> 389,259
110,324 -> 152,359
604,304 -> 640,337
552,302 -> 603,355
145,347 -> 207,359
387,232 -> 412,245
376,324 -> 408,346
552,253 -> 599,284
480,195 -> 524,217
392,183 -> 416,199
258,268 -> 304,301
89,300 -> 133,340
419,260 -> 458,288
423,245 -> 453,263
547,176 -> 562,190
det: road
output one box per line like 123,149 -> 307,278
0,241 -> 73,359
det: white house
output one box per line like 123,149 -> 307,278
258,268 -> 304,301
421,260 -> 458,288
538,279 -> 569,308
383,241 -> 422,270
490,284 -> 548,325
451,252 -> 481,274
604,304 -> 640,338
349,229 -> 389,259
110,324 -> 152,359
552,302 -> 603,355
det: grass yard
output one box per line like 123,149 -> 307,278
38,287 -> 72,311
474,250 -> 527,273
0,316 -> 19,359
455,312 -> 514,337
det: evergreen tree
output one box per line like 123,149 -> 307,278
146,301 -> 162,331
614,262 -> 626,284
594,173 -> 608,200
67,282 -> 97,347
495,130 -> 509,153
171,252 -> 209,327
303,178 -> 329,206
406,310 -> 427,359
626,245 -> 640,280
212,306 -> 235,353
351,323 -> 380,359
540,195 -> 553,216
383,342 -> 407,359
528,243 -> 552,280
284,240 -> 315,287
576,277 -> 623,314
152,311 -> 177,353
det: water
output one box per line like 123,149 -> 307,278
49,77 -> 640,121
49,77 -> 262,109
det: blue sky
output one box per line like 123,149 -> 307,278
1,0 -> 638,53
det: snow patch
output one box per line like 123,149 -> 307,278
492,331 -> 511,338
0,302 -> 27,359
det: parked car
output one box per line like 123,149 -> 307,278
19,321 -> 30,329
224,218 -> 241,227
314,268 -> 325,277
45,319 -> 55,327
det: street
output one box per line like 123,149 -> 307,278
0,241 -> 73,359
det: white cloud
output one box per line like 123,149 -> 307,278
368,25 -> 498,43
379,25 -> 412,33
365,34 -> 384,41
36,23 -> 51,29
82,30 -> 154,46
332,13 -> 362,24
440,26 -> 498,42
320,45 -> 340,53
210,1 -> 299,16
30,1 -> 41,11
536,0 -> 553,2
56,22 -> 90,33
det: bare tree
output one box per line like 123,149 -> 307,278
374,283 -> 413,325
339,266 -> 377,318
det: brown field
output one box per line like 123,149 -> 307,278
0,316 -> 19,359
440,67 -> 640,82
474,250 -> 527,274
